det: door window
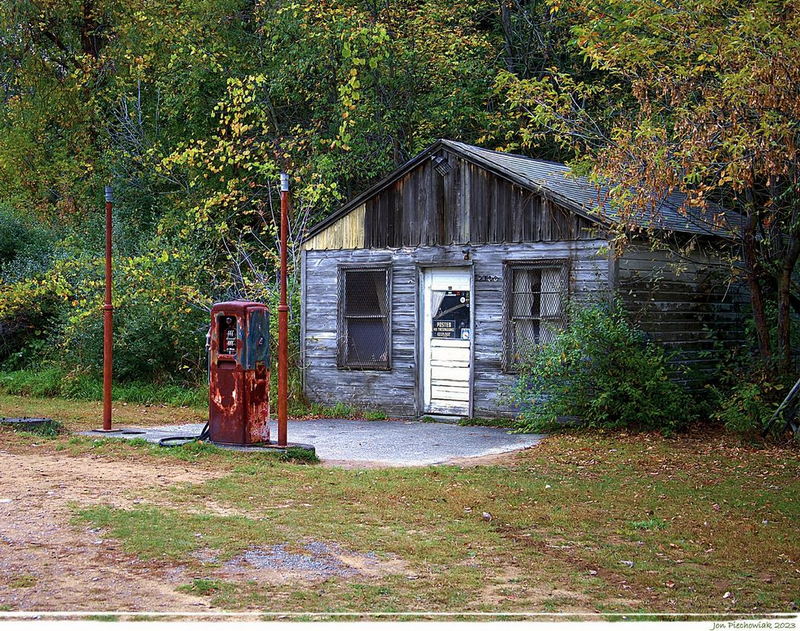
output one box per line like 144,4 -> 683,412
431,290 -> 471,340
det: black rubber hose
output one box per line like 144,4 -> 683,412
158,422 -> 211,447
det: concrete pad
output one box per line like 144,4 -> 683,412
81,419 -> 545,467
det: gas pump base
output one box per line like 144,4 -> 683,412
208,441 -> 316,456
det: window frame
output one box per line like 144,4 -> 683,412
336,264 -> 393,371
502,259 -> 570,373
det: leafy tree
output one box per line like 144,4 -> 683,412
255,0 -> 500,197
498,0 -> 800,376
0,0 -> 521,383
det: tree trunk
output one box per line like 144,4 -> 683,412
81,1 -> 99,59
498,1 -> 518,73
742,214 -> 772,362
777,233 -> 800,373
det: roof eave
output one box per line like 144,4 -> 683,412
303,139 -> 615,243
303,139 -> 737,244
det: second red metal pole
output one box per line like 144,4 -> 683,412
277,173 -> 290,447
102,185 -> 114,431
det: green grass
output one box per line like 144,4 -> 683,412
83,615 -> 120,622
7,575 -> 37,588
363,410 -> 388,421
0,392 -> 206,432
281,446 -> 320,463
67,429 -> 800,613
0,365 -> 393,423
2,418 -> 63,438
177,578 -> 226,596
0,368 -> 207,408
628,518 -> 668,531
308,401 -> 359,418
58,434 -> 320,466
305,401 -> 395,421
179,578 -> 266,610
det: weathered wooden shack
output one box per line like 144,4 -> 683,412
300,140 -> 745,418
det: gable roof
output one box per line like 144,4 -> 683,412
305,139 -> 739,241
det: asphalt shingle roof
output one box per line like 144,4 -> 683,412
442,140 -> 739,238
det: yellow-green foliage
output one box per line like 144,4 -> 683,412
0,0 -> 505,384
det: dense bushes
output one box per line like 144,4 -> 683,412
0,245 -> 212,384
512,299 -> 695,434
0,232 -> 305,403
713,380 -> 782,435
0,206 -> 55,273
56,250 -> 212,383
709,349 -> 796,437
0,208 -> 61,364
700,301 -> 800,437
0,368 -> 206,407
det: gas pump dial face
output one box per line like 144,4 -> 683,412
219,315 -> 238,355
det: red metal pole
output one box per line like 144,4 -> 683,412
102,185 -> 114,431
277,173 -> 289,447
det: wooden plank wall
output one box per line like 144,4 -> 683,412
302,240 -> 610,417
303,204 -> 366,251
617,245 -> 749,383
306,151 -> 600,251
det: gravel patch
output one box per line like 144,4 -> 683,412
227,543 -> 358,579
217,540 -> 406,584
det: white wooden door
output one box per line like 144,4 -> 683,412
422,268 -> 472,416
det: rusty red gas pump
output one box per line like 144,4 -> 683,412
208,301 -> 270,445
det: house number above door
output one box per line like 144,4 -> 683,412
476,274 -> 500,283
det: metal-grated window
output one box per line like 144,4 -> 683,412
503,260 -> 569,371
337,266 -> 392,370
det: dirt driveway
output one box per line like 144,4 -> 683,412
0,449 -> 219,612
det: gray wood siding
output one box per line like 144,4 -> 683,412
362,151 -> 599,249
471,240 -> 610,417
302,240 -> 610,417
617,245 -> 748,382
303,248 -> 416,416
